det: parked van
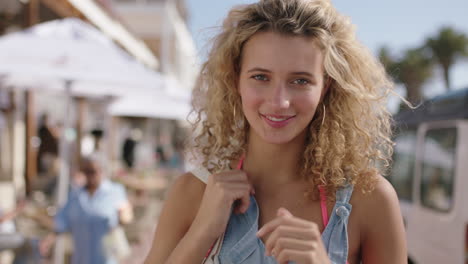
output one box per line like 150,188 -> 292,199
389,87 -> 468,264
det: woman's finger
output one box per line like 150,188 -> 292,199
225,186 -> 251,214
277,207 -> 293,217
264,225 -> 319,255
217,182 -> 251,190
275,248 -> 317,264
270,237 -> 319,256
211,170 -> 249,183
257,214 -> 316,237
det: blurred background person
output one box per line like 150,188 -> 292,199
37,154 -> 133,264
35,113 -> 60,199
36,113 -> 59,175
122,128 -> 141,170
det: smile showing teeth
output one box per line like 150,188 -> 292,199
260,114 -> 295,128
264,115 -> 292,122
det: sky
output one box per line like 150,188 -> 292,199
185,0 -> 468,108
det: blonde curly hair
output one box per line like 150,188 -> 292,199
190,0 -> 394,199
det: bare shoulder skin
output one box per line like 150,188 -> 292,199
144,172 -> 206,264
144,171 -> 406,264
351,176 -> 407,263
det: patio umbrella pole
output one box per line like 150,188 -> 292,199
53,79 -> 73,264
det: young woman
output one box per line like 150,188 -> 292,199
145,0 -> 407,263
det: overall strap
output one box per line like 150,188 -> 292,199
319,184 -> 354,230
328,184 -> 353,264
336,184 -> 354,204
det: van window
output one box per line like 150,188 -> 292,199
390,130 -> 417,201
420,127 -> 457,212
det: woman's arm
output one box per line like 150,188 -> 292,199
144,173 -> 213,264
359,177 -> 407,264
145,169 -> 253,264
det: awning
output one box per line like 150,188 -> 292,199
67,0 -> 159,70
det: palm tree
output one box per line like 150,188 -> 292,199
426,27 -> 468,91
379,46 -> 434,106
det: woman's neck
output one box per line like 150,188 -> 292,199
243,131 -> 307,189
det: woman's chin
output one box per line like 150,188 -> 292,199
259,134 -> 297,146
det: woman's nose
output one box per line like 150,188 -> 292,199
268,82 -> 290,109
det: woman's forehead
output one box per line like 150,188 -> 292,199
240,32 -> 324,74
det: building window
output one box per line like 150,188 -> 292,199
420,127 -> 457,212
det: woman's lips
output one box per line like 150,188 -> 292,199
260,114 -> 296,128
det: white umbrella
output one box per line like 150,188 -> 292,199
110,92 -> 191,120
110,76 -> 192,120
0,18 -> 163,94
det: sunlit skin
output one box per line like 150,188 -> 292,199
236,31 -> 332,263
144,32 -> 406,264
238,31 -> 327,146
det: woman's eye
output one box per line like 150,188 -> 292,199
251,74 -> 268,81
292,78 -> 309,85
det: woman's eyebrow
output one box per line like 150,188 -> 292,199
245,68 -> 318,80
246,67 -> 271,73
290,71 -> 315,77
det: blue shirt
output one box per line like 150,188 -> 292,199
54,179 -> 127,264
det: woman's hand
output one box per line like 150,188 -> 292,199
192,170 -> 254,240
257,208 -> 331,264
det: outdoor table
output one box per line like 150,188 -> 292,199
0,233 -> 25,251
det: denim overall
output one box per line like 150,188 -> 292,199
192,168 -> 353,264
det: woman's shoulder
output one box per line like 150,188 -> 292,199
351,176 -> 399,214
169,171 -> 207,204
163,171 -> 208,218
352,175 -> 396,199
350,176 -> 402,236
154,172 -> 207,240
349,178 -> 407,262
143,173 -> 209,263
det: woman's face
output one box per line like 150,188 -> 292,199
238,31 -> 327,145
